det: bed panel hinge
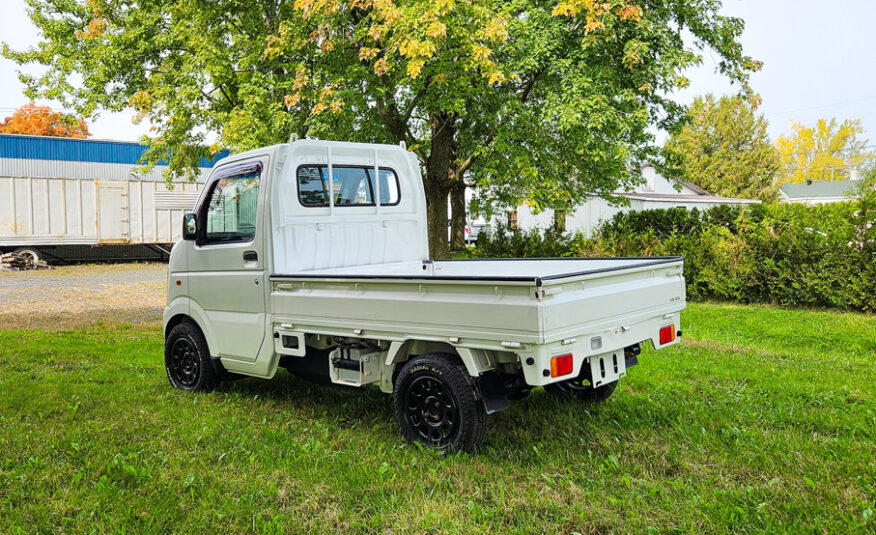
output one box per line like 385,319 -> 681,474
534,286 -> 562,300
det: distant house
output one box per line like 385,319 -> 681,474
505,163 -> 760,237
779,179 -> 860,205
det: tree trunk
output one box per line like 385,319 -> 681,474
424,112 -> 456,259
449,175 -> 467,251
424,180 -> 450,259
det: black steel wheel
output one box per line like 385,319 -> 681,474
168,337 -> 199,387
394,354 -> 487,453
164,321 -> 221,392
404,375 -> 460,446
545,361 -> 618,403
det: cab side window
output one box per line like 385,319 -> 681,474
203,170 -> 260,244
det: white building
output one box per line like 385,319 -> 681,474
506,163 -> 760,236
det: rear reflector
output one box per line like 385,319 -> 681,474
659,325 -> 676,345
550,354 -> 574,378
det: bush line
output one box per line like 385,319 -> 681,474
470,193 -> 876,312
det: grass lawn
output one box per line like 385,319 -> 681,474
1,303 -> 874,534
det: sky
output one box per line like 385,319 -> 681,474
2,0 -> 876,143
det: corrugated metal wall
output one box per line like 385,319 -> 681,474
0,158 -> 205,182
0,133 -> 229,167
0,133 -> 232,251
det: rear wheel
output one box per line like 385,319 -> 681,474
393,354 -> 488,453
164,322 -> 221,392
545,362 -> 618,403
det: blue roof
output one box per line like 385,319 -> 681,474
0,133 -> 229,168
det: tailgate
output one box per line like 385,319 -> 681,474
536,259 -> 685,343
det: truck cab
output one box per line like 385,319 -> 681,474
164,139 -> 686,452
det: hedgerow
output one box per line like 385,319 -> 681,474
470,193 -> 876,311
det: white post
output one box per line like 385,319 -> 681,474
374,147 -> 381,215
327,145 -> 334,216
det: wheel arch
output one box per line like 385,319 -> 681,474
384,340 -> 494,385
164,313 -> 212,357
164,297 -> 218,358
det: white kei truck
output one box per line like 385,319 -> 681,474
163,138 -> 686,452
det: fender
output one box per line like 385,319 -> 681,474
163,296 -> 219,359
381,340 -> 495,393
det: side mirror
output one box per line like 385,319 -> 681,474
183,213 -> 197,241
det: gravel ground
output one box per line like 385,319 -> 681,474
0,263 -> 167,330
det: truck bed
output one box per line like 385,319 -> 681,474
274,257 -> 679,282
270,257 -> 686,347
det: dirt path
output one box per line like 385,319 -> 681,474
0,263 -> 167,330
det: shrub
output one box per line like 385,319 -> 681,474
471,199 -> 876,312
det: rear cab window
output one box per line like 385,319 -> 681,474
297,165 -> 400,207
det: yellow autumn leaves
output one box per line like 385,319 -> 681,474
283,66 -> 345,115
276,1 -> 644,115
775,119 -> 872,183
283,0 -> 512,88
74,18 -> 107,40
552,1 -> 643,34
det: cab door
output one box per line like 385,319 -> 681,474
188,159 -> 267,361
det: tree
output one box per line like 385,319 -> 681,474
5,0 -> 757,257
0,101 -> 90,138
664,94 -> 778,201
775,118 -> 872,183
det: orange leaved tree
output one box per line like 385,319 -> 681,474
0,102 -> 90,138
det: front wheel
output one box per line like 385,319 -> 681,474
393,354 -> 488,453
545,361 -> 618,403
164,322 -> 222,392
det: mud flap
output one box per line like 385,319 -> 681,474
477,371 -> 509,414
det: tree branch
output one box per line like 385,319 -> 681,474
454,69 -> 543,179
401,86 -> 425,125
456,130 -> 494,179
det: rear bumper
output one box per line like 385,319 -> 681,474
515,311 -> 681,387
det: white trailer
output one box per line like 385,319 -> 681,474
163,139 -> 687,452
0,133 -> 222,262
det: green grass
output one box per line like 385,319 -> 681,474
1,304 -> 874,534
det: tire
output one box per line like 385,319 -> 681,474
393,353 -> 488,453
13,247 -> 41,263
164,322 -> 222,392
545,361 -> 618,403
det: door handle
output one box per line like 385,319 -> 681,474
243,250 -> 258,262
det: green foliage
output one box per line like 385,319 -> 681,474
473,201 -> 876,311
2,306 -> 875,533
4,0 -> 759,255
664,94 -> 780,201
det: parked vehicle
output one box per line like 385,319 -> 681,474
0,133 -> 222,262
163,138 -> 686,452
447,219 -> 490,246
468,221 -> 490,244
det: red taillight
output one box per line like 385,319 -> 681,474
659,325 -> 676,345
550,354 -> 574,378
